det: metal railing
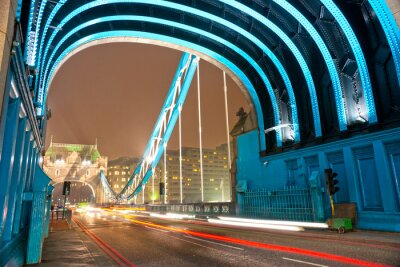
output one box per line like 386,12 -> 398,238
51,209 -> 72,224
122,202 -> 235,216
240,186 -> 314,222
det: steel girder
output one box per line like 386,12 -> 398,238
24,0 -> 400,153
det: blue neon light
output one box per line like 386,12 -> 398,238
368,0 -> 400,87
43,31 -> 267,151
319,0 -> 377,123
219,0 -> 347,132
40,16 -> 290,144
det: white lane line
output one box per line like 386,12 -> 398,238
144,226 -> 170,233
166,234 -> 210,248
185,235 -> 244,250
282,257 -> 329,267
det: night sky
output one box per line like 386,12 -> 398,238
46,43 -> 248,160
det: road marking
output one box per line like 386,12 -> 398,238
144,225 -> 170,233
185,235 -> 244,250
282,257 -> 329,267
166,234 -> 210,248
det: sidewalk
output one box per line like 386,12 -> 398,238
31,220 -> 115,266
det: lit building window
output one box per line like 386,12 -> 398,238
210,178 -> 214,181
114,184 -> 119,188
114,171 -> 120,175
121,178 -> 126,182
122,171 -> 126,175
108,171 -> 112,175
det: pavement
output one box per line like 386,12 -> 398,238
30,219 -> 115,267
34,213 -> 400,267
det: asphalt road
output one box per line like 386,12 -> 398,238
74,210 -> 400,267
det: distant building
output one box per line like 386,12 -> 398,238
107,157 -> 139,194
43,139 -> 107,203
160,144 -> 231,204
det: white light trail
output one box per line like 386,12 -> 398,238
217,216 -> 328,229
208,219 -> 304,231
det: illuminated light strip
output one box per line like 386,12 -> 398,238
43,32 -> 266,153
368,0 -> 400,87
34,0 -> 66,114
36,1 -> 317,143
127,218 -> 391,267
149,212 -> 195,220
217,216 -> 328,229
219,0 -> 346,132
29,0 -> 48,66
41,16 -> 281,146
319,0 -> 377,123
24,0 -> 36,62
208,219 -> 304,232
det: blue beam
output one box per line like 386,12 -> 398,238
3,117 -> 27,241
128,55 -> 199,199
12,133 -> 32,235
368,0 -> 400,87
0,98 -> 21,239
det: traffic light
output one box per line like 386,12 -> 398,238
159,182 -> 165,195
62,181 -> 71,196
325,168 -> 339,196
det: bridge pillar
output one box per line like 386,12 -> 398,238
12,131 -> 33,234
3,116 -> 27,241
26,165 -> 51,264
0,97 -> 21,239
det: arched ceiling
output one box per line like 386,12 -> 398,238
23,0 -> 400,153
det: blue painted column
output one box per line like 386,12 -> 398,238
0,72 -> 12,161
20,146 -> 37,231
309,171 -> 325,221
26,166 -> 51,264
12,133 -> 32,235
0,98 -> 21,239
3,117 -> 27,241
343,147 -> 362,210
43,185 -> 54,238
318,152 -> 330,218
373,141 -> 399,212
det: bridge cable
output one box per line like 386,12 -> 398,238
223,71 -> 231,202
197,60 -> 204,202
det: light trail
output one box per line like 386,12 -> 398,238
124,217 -> 393,267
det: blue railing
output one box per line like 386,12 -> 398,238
239,186 -> 314,222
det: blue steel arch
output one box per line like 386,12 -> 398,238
34,0 -> 325,143
39,16 -> 287,144
369,0 -> 400,88
44,31 -> 268,150
34,0 -> 358,141
26,0 -> 399,150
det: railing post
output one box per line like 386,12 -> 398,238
309,171 -> 325,221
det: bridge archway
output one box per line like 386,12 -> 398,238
29,0 -> 399,153
52,181 -> 96,204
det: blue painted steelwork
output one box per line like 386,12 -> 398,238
43,31 -> 267,152
3,117 -> 28,241
127,54 -> 199,200
24,0 -> 36,62
34,0 -> 328,143
117,53 -> 198,200
220,0 -> 346,132
319,0 -> 377,123
12,133 -> 32,235
29,0 -> 48,66
0,98 -> 21,239
39,15 -> 288,145
368,0 -> 400,87
35,1 -> 289,145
